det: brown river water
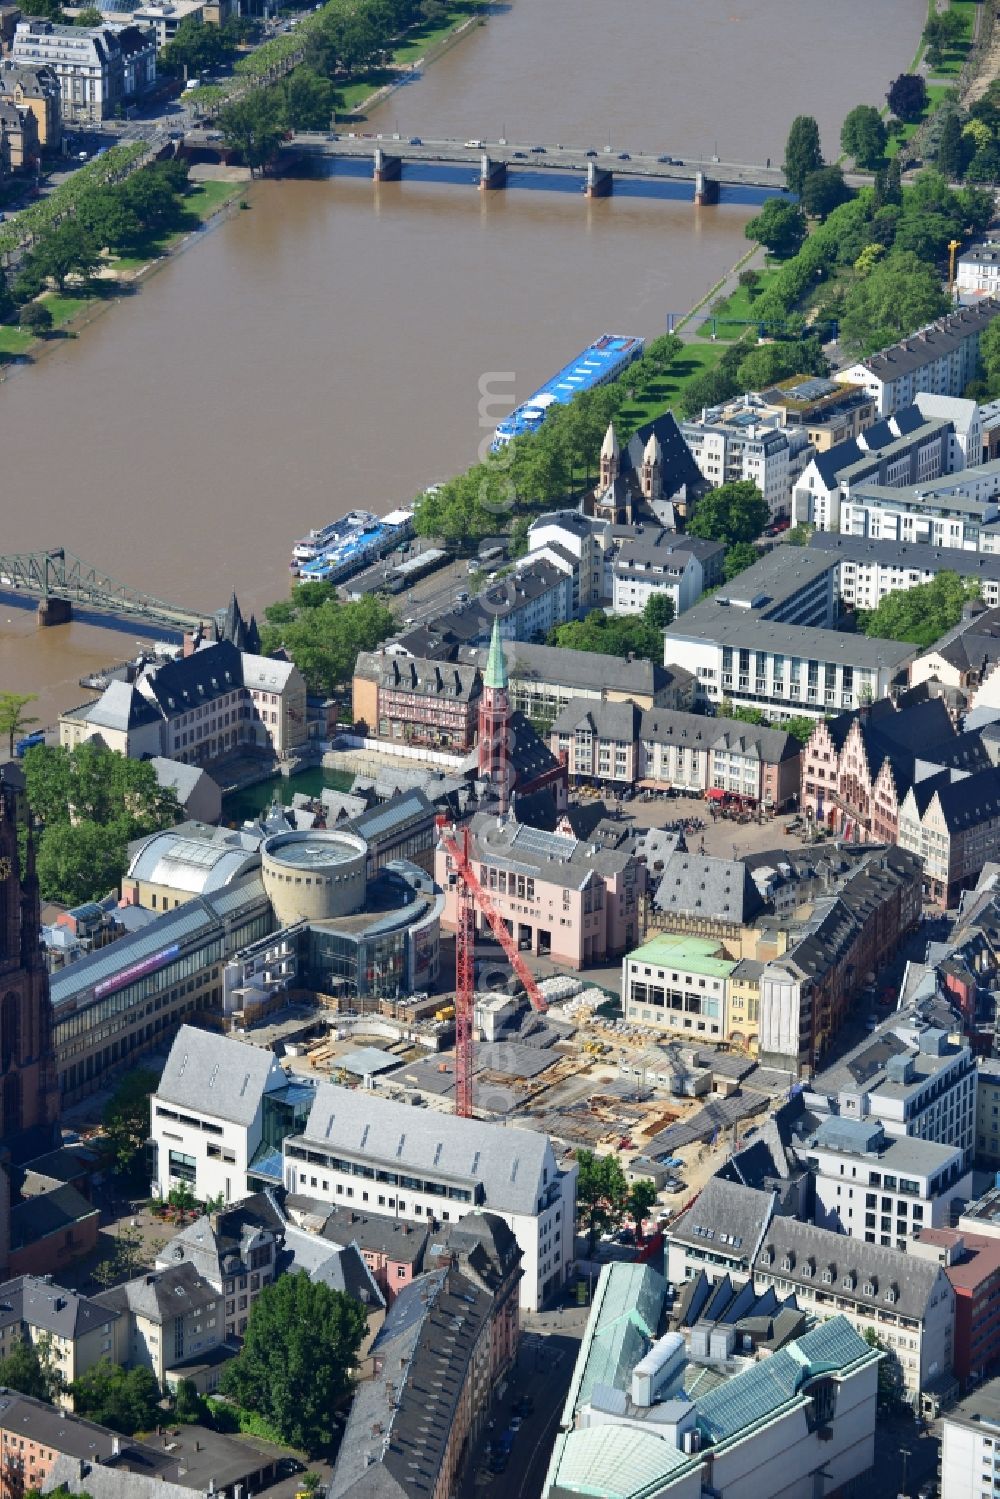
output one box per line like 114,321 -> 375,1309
0,0 -> 925,726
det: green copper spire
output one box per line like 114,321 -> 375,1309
484,616 -> 508,691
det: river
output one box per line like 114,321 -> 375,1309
0,0 -> 925,727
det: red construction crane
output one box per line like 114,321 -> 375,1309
437,818 -> 547,1118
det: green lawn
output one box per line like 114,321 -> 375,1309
695,266 -> 782,340
110,181 -> 243,270
0,325 -> 33,359
929,0 -> 977,75
617,342 -> 728,430
336,0 -> 481,117
886,82 -> 957,155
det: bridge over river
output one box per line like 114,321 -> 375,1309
285,133 -> 793,203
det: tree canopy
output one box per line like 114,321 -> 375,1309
840,104 -> 887,168
0,1339 -> 60,1402
23,742 -> 180,905
0,692 -> 38,757
71,1360 -> 161,1434
783,115 -> 823,195
857,572 -> 977,648
218,91 -> 285,175
547,594 -> 673,662
800,165 -> 850,220
723,541 -> 760,581
688,481 -> 769,545
744,198 -> 806,258
260,588 -> 395,698
220,1273 -> 366,1452
102,1069 -> 160,1186
887,73 -> 927,123
839,250 -> 949,356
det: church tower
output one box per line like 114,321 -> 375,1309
640,430 -> 663,503
478,618 -> 512,815
599,422 -> 620,493
0,787 -> 59,1164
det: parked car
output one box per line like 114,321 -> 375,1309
530,145 -> 546,153
409,136 -> 422,145
618,152 -> 631,160
585,149 -> 598,157
513,150 -> 527,158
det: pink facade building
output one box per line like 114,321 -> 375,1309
436,811 -> 641,969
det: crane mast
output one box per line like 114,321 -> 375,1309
437,818 -> 547,1118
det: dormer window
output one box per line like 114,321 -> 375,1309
821,1268 -> 833,1285
863,1281 -> 876,1297
885,1285 -> 898,1305
842,1273 -> 856,1291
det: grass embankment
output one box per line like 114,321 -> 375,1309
695,265 -> 782,341
336,0 -> 482,115
616,343 -> 726,430
0,179 -> 242,362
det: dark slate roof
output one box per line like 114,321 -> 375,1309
856,300 -> 1000,382
355,652 -> 481,703
668,1177 -> 775,1266
330,1268 -> 492,1499
908,765 -> 1000,830
141,641 -> 243,718
309,1243 -> 386,1308
653,851 -> 767,924
309,1203 -> 429,1266
550,699 -> 644,742
92,1261 -> 219,1324
755,1217 -> 943,1320
620,412 -> 703,497
813,436 -> 864,489
9,1185 -> 97,1251
0,1276 -> 113,1339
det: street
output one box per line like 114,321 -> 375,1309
458,1304 -> 590,1499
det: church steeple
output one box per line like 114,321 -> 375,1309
478,619 -> 512,815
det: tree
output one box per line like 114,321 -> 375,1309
173,1378 -> 210,1425
887,73 -> 927,124
723,541 -> 759,580
218,92 -> 285,176
161,16 -> 229,76
786,523 -> 814,547
936,110 -> 966,180
840,104 -> 887,168
29,220 -> 99,291
75,5 -> 104,22
857,572 -> 977,648
547,609 -> 664,662
677,363 -> 741,420
784,115 -> 823,195
71,1360 -> 161,1434
643,592 -> 675,632
863,1327 -> 902,1408
839,250 -> 949,355
688,481 -> 769,546
800,165 -> 850,219
575,1149 -> 629,1249
853,243 -> 886,276
220,1273 -> 365,1451
626,1179 -> 658,1240
744,198 -> 806,258
0,1340 -> 50,1401
102,1068 -> 159,1185
18,301 -> 53,337
735,337 -> 826,392
23,742 -> 180,905
0,692 -> 38,756
259,591 -> 396,697
280,67 -> 338,132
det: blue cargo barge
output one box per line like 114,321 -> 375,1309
492,332 -> 645,449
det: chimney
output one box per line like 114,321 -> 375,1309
112,1437 -> 122,1458
79,1462 -> 90,1481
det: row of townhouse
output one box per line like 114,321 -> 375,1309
841,461 -> 1000,549
548,698 -> 801,807
800,693 -> 1000,906
629,843 -> 922,1070
356,637 -> 695,744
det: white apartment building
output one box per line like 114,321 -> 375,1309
802,1117 -> 972,1253
681,404 -> 813,520
809,533 -> 1000,612
941,1380 -> 1000,1499
836,301 -> 1000,416
11,18 -> 155,122
914,392 -> 984,470
150,1025 -> 290,1204
840,463 -> 1000,549
282,1082 -> 577,1311
527,511 -> 610,611
804,1011 -> 978,1165
611,533 -> 724,618
794,411 -> 953,531
958,240 -> 1000,300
